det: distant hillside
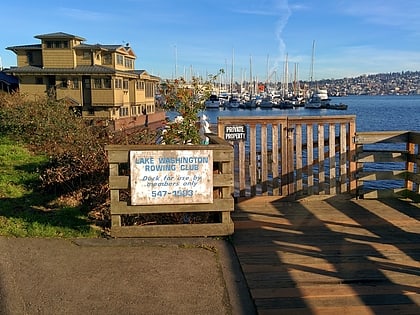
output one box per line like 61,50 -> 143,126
314,71 -> 420,96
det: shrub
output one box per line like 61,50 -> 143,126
159,73 -> 222,144
0,93 -> 157,229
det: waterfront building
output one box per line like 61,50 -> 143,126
5,32 -> 162,128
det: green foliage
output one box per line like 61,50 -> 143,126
0,92 -> 162,236
159,72 -> 222,144
0,137 -> 47,198
0,135 -> 99,237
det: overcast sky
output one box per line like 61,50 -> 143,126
2,0 -> 420,81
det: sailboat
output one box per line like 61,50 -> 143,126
243,55 -> 257,109
225,48 -> 241,109
305,40 -> 330,109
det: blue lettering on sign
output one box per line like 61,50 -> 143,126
136,157 -> 154,164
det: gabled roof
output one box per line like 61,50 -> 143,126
34,32 -> 86,41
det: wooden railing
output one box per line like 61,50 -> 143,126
218,115 -> 357,197
355,131 -> 420,199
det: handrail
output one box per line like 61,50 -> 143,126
355,131 -> 419,199
218,115 -> 357,197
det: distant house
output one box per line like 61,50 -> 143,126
5,32 -> 163,128
0,71 -> 18,93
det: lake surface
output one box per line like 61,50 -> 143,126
197,95 -> 420,132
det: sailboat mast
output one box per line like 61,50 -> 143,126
310,40 -> 315,84
249,55 -> 253,97
231,48 -> 234,95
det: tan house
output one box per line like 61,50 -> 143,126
5,32 -> 164,129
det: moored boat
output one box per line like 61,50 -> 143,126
225,96 -> 241,109
204,94 -> 221,109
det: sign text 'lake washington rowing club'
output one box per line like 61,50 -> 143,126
130,150 -> 213,205
224,125 -> 247,141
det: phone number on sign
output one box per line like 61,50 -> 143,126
151,190 -> 194,197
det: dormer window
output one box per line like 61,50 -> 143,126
116,54 -> 124,65
45,40 -> 69,49
124,58 -> 133,69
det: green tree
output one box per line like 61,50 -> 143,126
159,71 -> 223,145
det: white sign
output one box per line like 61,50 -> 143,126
224,125 -> 247,141
130,150 -> 213,205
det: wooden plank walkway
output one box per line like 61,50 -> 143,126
232,195 -> 420,315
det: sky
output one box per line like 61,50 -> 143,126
2,0 -> 420,82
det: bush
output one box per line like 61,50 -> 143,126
0,93 -> 157,229
159,73 -> 222,144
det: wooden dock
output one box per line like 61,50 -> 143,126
232,195 -> 420,315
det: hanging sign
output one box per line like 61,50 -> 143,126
224,125 -> 247,141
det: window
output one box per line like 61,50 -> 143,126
72,78 -> 79,89
136,81 -> 145,90
83,51 -> 91,60
26,52 -> 33,64
45,40 -> 69,49
124,58 -> 133,69
93,77 -> 112,89
35,77 -> 43,85
61,78 -> 68,88
123,80 -> 129,90
103,77 -> 111,88
115,79 -> 122,89
94,78 -> 102,88
145,82 -> 155,97
103,54 -> 112,65
116,54 -> 124,65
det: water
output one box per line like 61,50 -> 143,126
197,95 -> 420,132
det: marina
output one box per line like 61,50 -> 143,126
199,95 -> 420,132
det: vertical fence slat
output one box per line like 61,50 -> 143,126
287,126 -> 295,195
295,124 -> 303,194
238,140 -> 246,196
329,123 -> 336,195
281,125 -> 289,195
348,119 -> 357,194
261,124 -> 268,195
340,123 -> 348,193
318,124 -> 325,194
307,124 -> 314,195
272,124 -> 280,195
249,125 -> 257,196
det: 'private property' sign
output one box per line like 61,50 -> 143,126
224,125 -> 247,141
130,150 -> 213,205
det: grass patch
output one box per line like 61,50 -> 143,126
0,136 -> 101,238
